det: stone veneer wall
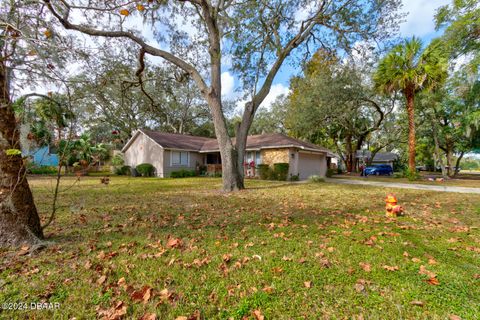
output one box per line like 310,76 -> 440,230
261,148 -> 290,166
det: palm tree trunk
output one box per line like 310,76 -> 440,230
0,61 -> 43,247
405,91 -> 416,173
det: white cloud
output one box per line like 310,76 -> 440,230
400,0 -> 450,37
259,83 -> 290,109
221,72 -> 235,97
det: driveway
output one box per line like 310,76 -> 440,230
327,178 -> 480,194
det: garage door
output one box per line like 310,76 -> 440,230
298,153 -> 324,180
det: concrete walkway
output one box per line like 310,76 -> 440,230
326,178 -> 480,194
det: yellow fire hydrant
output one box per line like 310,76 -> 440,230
385,193 -> 403,217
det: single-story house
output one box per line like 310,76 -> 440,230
121,129 -> 334,180
356,150 -> 399,170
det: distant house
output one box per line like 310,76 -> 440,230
121,129 -> 335,180
356,150 -> 398,170
24,145 -> 59,167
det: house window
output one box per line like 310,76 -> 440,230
244,151 -> 261,165
171,151 -> 189,166
256,151 -> 262,165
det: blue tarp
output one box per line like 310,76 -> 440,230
27,146 -> 59,166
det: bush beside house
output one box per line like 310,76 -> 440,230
136,163 -> 155,177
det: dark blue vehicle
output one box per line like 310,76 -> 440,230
363,164 -> 393,176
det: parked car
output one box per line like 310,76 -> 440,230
363,164 -> 394,176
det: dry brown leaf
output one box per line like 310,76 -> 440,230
319,258 -> 331,268
262,285 -> 274,294
449,315 -> 461,320
139,313 -> 157,320
359,262 -> 371,272
354,283 -> 365,293
426,277 -> 440,286
97,275 -> 107,285
304,281 -> 312,288
222,253 -> 232,263
419,265 -> 436,278
382,265 -> 399,272
410,300 -> 425,307
167,237 -> 183,249
131,286 -> 152,303
252,309 -> 264,320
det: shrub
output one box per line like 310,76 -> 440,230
337,167 -> 343,174
309,175 -> 325,183
273,163 -> 289,181
111,155 -> 124,167
326,168 -> 335,178
136,163 -> 155,177
28,165 -> 57,175
404,168 -> 420,181
289,173 -> 300,181
170,169 -> 196,178
393,172 -> 403,178
114,165 -> 131,176
257,164 -> 271,180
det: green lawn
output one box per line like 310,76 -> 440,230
1,177 -> 480,319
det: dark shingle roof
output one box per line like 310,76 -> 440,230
141,129 -> 215,151
123,130 -> 331,154
373,152 -> 398,162
201,133 -> 330,153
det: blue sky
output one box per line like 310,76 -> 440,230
225,0 -> 452,110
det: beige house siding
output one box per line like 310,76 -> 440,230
163,150 -> 204,177
123,133 -> 164,177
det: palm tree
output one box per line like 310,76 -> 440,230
374,37 -> 448,174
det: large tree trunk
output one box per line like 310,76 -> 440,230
0,61 -> 43,247
405,91 -> 416,173
454,151 -> 464,177
207,94 -> 244,191
430,113 -> 446,177
446,144 -> 454,177
345,135 -> 354,172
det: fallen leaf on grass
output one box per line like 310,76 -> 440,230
18,246 -> 30,256
354,283 -> 365,293
425,277 -> 440,286
166,237 -> 183,249
222,253 -> 232,263
319,258 -> 331,268
382,265 -> 399,272
304,281 -> 312,288
130,286 -> 152,303
98,301 -> 127,320
410,300 -> 425,307
262,285 -> 274,294
252,309 -> 264,320
449,315 -> 461,320
419,265 -> 436,278
139,313 -> 157,320
359,262 -> 371,272
97,275 -> 107,285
